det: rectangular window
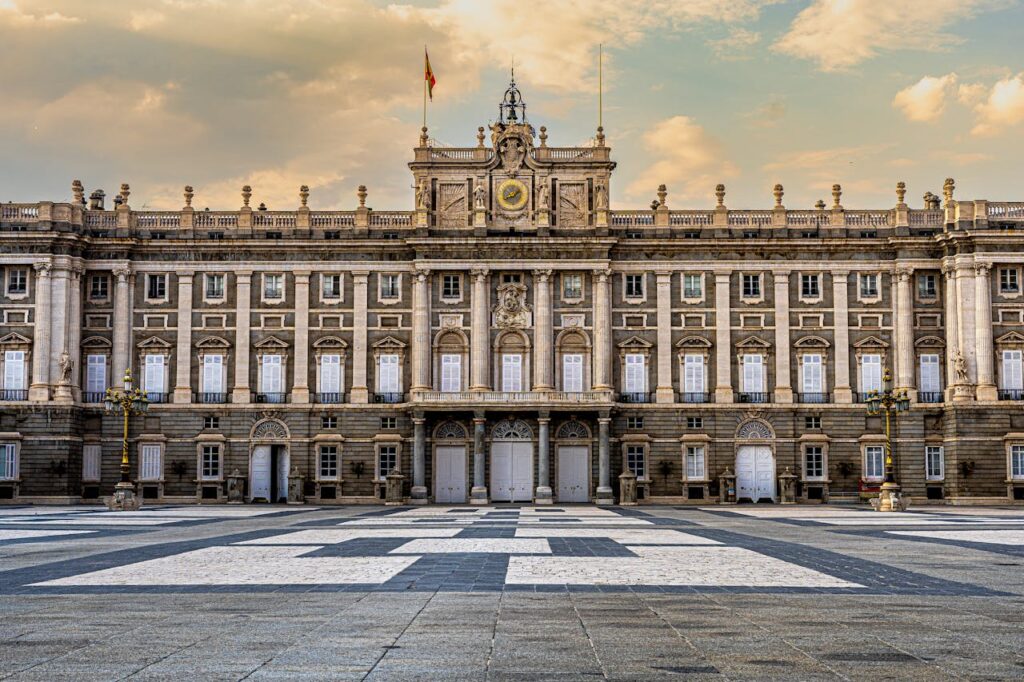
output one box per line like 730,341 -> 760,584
441,354 -> 461,392
319,445 -> 339,480
0,443 -> 16,480
321,416 -> 337,429
920,354 -> 941,394
502,273 -> 522,285
378,445 -> 398,480
147,274 -> 167,300
860,273 -> 879,298
377,354 -> 400,393
140,444 -> 162,481
801,354 -> 822,394
441,274 -> 461,300
82,444 -> 101,482
624,354 -> 646,393
861,354 -> 882,393
502,353 -> 523,392
917,274 -> 937,299
687,416 -> 703,429
322,274 -> 342,300
1011,445 -> 1024,479
380,274 -> 400,299
320,354 -> 342,396
202,355 -> 224,395
742,274 -> 761,298
683,354 -> 705,394
203,416 -> 219,430
263,274 -> 283,300
89,274 -> 109,300
86,354 -> 106,395
260,355 -> 282,394
625,274 -> 644,299
685,446 -> 705,480
1002,350 -> 1023,390
144,355 -> 165,395
205,274 -> 225,299
562,354 -> 583,392
741,355 -> 764,393
3,350 -> 25,391
381,416 -> 397,430
562,273 -> 582,300
626,444 -> 646,480
1000,268 -> 1019,294
6,268 -> 27,296
925,445 -> 944,481
801,274 -> 821,299
805,416 -> 822,430
626,416 -> 644,429
201,444 -> 221,480
804,446 -> 824,480
864,445 -> 884,480
683,274 -> 702,299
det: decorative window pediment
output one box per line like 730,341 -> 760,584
853,335 -> 889,350
137,336 -> 171,350
996,331 -> 1024,346
735,336 -> 771,350
253,335 -> 289,350
617,335 -> 653,349
372,335 -> 407,350
794,335 -> 830,348
914,335 -> 946,348
313,335 -> 348,349
434,421 -> 468,439
736,419 -> 774,440
196,336 -> 231,349
676,335 -> 712,349
491,419 -> 533,441
250,418 -> 290,441
80,335 -> 112,349
0,332 -> 32,347
556,420 -> 591,440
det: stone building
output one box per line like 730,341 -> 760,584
2,81 -> 1024,506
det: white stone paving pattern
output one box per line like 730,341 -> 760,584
0,529 -> 95,542
887,530 -> 1024,545
389,538 -> 551,554
516,528 -> 720,545
234,528 -> 463,544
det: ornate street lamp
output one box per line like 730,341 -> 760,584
865,368 -> 910,512
104,369 -> 149,511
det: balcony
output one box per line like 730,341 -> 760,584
255,392 -> 287,404
679,392 -> 711,404
197,392 -> 228,404
315,392 -> 345,404
373,392 -> 405,404
413,390 -> 611,404
618,392 -> 652,404
0,389 -> 27,401
144,392 -> 169,404
737,392 -> 770,404
797,392 -> 830,404
82,391 -> 106,403
998,389 -> 1024,401
918,392 -> 943,404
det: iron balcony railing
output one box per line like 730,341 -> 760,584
918,392 -> 943,404
82,391 -> 106,403
797,392 -> 830,404
619,391 -> 652,404
144,392 -> 169,404
374,392 -> 405,404
315,392 -> 345,404
998,389 -> 1024,401
197,392 -> 228,404
679,392 -> 711,404
255,392 -> 287,404
737,392 -> 770,404
0,389 -> 27,401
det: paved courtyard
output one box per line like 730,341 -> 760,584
2,504 -> 1024,680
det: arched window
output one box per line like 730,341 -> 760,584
433,329 -> 469,393
493,330 -> 531,393
555,329 -> 591,393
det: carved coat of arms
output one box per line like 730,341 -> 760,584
493,282 -> 532,329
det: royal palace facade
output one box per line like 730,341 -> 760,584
3,86 -> 1024,507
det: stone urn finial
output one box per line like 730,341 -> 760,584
539,126 -> 548,148
657,184 -> 667,208
773,183 -> 784,207
832,183 -> 842,209
815,199 -> 826,210
183,185 -> 194,208
71,179 -> 84,205
942,177 -> 955,207
357,184 -> 368,208
896,181 -> 906,206
715,183 -> 726,208
596,125 -> 605,145
299,185 -> 309,207
241,185 -> 252,208
119,183 -> 130,205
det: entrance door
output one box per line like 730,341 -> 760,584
736,445 -> 775,502
275,446 -> 290,503
435,446 -> 467,503
251,445 -> 272,502
491,442 -> 533,502
557,446 -> 589,502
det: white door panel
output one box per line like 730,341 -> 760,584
736,445 -> 775,502
251,446 -> 271,501
435,446 -> 466,503
557,446 -> 588,502
491,442 -> 533,502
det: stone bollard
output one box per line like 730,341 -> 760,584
618,469 -> 638,506
385,468 -> 405,506
226,468 -> 245,504
719,468 -> 737,504
778,467 -> 797,504
287,466 -> 304,505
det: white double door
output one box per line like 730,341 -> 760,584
435,446 -> 467,504
251,445 -> 289,503
557,446 -> 589,502
736,445 -> 775,502
490,442 -> 533,502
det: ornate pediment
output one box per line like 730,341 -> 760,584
996,331 -> 1024,346
617,335 -> 653,349
434,421 -> 468,439
196,335 -> 231,349
81,335 -> 112,349
137,335 -> 171,349
853,335 -> 890,349
372,335 -> 406,349
556,420 -> 591,440
253,335 -> 289,350
736,418 -> 774,440
0,332 -> 31,346
493,282 -> 531,329
313,335 -> 348,349
794,335 -> 830,348
735,336 -> 771,349
914,335 -> 946,348
250,417 -> 289,441
676,335 -> 712,349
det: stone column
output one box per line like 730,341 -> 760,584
942,265 -> 961,399
470,269 -> 490,391
596,415 -> 613,504
231,272 -> 252,403
66,267 -> 83,400
110,265 -> 132,389
48,266 -> 70,387
655,271 -> 674,403
173,272 -> 194,403
974,263 -> 997,400
470,412 -> 488,504
714,272 -> 733,402
28,263 -> 52,401
773,271 -> 793,403
535,414 -> 552,503
292,271 -> 311,403
956,264 -> 977,391
411,269 -> 431,392
411,416 -> 427,503
895,267 -> 916,399
592,269 -> 612,391
350,272 -> 369,403
533,270 -> 553,391
832,270 -> 852,403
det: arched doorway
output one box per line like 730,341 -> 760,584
735,419 -> 775,503
490,419 -> 534,502
249,418 -> 290,503
433,421 -> 469,503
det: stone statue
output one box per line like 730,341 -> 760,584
415,179 -> 430,210
954,350 -> 968,384
538,183 -> 549,211
58,351 -> 73,384
474,184 -> 487,211
595,182 -> 608,211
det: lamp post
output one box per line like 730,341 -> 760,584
104,368 -> 149,511
865,368 -> 910,512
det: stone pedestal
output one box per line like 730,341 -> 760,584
618,469 -> 638,506
536,208 -> 549,229
778,467 -> 797,504
385,468 -> 405,506
287,466 -> 304,505
53,382 -> 74,405
719,468 -> 737,504
872,481 -> 910,512
226,469 -> 245,504
107,481 -> 141,511
470,486 -> 489,505
952,384 -> 974,403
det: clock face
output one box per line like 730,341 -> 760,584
496,178 -> 529,211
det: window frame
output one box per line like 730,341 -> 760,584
925,445 -> 944,481
684,445 -> 706,481
561,273 -> 583,302
999,267 -> 1020,296
200,443 -> 221,481
803,445 -> 825,481
318,444 -> 340,481
625,443 -> 647,481
6,268 -> 28,299
740,273 -> 762,301
376,443 -> 400,481
145,273 -> 168,302
682,273 -> 704,302
321,273 -> 343,303
204,273 -> 226,302
88,274 -> 109,302
623,273 -> 646,301
82,443 -> 101,482
138,442 -> 163,482
863,444 -> 884,482
378,273 -> 402,302
440,273 -> 462,302
262,273 -> 284,303
0,442 -> 18,481
799,273 -> 822,301
858,272 -> 880,301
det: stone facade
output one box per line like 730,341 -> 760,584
3,84 -> 1024,506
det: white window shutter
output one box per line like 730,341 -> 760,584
624,354 -> 645,393
1003,350 -> 1023,390
684,355 -> 704,393
86,355 -> 106,393
378,354 -> 399,393
743,355 -> 763,393
802,354 -> 822,393
141,444 -> 161,481
502,354 -> 522,392
920,354 -> 940,393
563,354 -> 583,392
145,355 -> 165,393
203,355 -> 224,394
862,354 -> 881,392
4,351 -> 24,390
261,355 -> 282,393
320,355 -> 341,393
441,354 -> 461,392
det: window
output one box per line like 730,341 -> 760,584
801,274 -> 821,299
501,353 -> 523,392
147,274 -> 167,300
322,274 -> 342,300
85,354 -> 106,397
624,354 -> 646,394
201,444 -> 221,480
319,445 -> 339,480
203,416 -> 219,429
860,273 -> 879,298
502,273 -> 522,285
0,443 -> 17,480
683,354 -> 705,396
1011,445 -> 1024,480
260,355 -> 283,396
3,351 -> 25,393
625,274 -> 644,299
205,274 -> 225,300
381,416 -> 397,430
140,444 -> 162,481
685,446 -> 705,480
202,355 -> 224,396
143,355 -> 166,397
683,274 -> 702,299
1000,268 -> 1019,294
6,268 -> 27,296
917,274 -> 937,299
805,416 -> 821,430
377,354 -> 400,394
626,416 -> 644,430
860,354 -> 882,393
1001,350 -> 1023,390
380,274 -> 400,299
562,354 -> 583,392
441,274 -> 461,300
562,273 -> 582,300
864,445 -> 884,481
626,444 -> 646,480
377,444 -> 398,480
82,444 -> 101,482
320,354 -> 342,398
804,446 -> 824,480
441,354 -> 461,392
925,445 -> 944,481
801,354 -> 823,394
741,274 -> 761,299
321,416 -> 338,429
920,354 -> 941,394
741,355 -> 764,393
263,274 -> 283,300
686,417 -> 703,429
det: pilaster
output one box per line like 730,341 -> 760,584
943,264 -> 961,402
655,271 -> 674,403
231,272 -> 252,403
832,271 -> 853,403
595,415 -> 613,505
470,269 -> 490,391
773,271 -> 793,403
470,413 -> 488,504
592,269 -> 612,391
410,417 -> 427,503
533,270 -> 553,391
28,263 -> 52,401
292,272 -> 311,403
895,267 -> 916,400
714,272 -> 733,403
350,272 -> 369,403
535,415 -> 553,504
974,263 -> 997,401
173,272 -> 194,403
110,265 -> 132,392
411,269 -> 431,392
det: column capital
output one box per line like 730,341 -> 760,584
414,268 -> 431,280
177,271 -> 195,282
896,266 -> 913,282
598,416 -> 611,425
593,268 -> 612,281
714,271 -> 731,283
941,263 -> 956,278
470,267 -> 489,279
655,270 -> 673,281
352,271 -> 370,281
532,269 -> 553,281
772,271 -> 791,284
975,262 -> 992,276
293,270 -> 311,280
412,416 -> 426,425
830,269 -> 850,278
33,262 -> 53,276
537,416 -> 551,425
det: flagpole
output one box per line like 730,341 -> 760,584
598,43 -> 603,130
423,46 -> 428,131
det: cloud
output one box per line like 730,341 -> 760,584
968,73 -> 1024,136
892,73 -> 958,122
706,28 -> 761,61
773,0 -> 1009,72
0,1 -> 78,26
625,116 -> 738,202
744,95 -> 786,128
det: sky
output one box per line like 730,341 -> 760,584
1,0 -> 1023,212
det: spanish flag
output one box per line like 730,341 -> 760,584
424,48 -> 436,100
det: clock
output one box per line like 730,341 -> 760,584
496,178 -> 529,211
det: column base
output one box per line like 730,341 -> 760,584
952,384 -> 975,403
409,486 -> 428,505
349,387 -> 369,404
976,384 -> 998,402
774,387 -> 793,404
290,388 -> 310,404
595,487 -> 614,506
470,486 -> 489,505
28,385 -> 50,402
655,387 -> 675,404
173,387 -> 192,404
231,389 -> 251,404
714,388 -> 734,404
833,387 -> 853,404
534,486 -> 553,504
53,384 -> 74,404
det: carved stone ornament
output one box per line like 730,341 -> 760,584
736,418 -> 773,440
435,421 -> 468,439
498,137 -> 526,176
493,282 -> 531,329
251,418 -> 289,441
954,349 -> 968,384
491,419 -> 533,440
556,420 -> 590,440
473,184 -> 487,211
